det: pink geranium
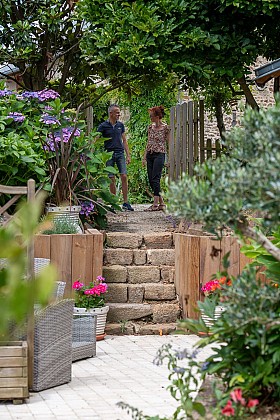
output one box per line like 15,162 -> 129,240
221,400 -> 235,417
230,388 -> 246,406
72,276 -> 108,309
201,276 -> 232,299
247,399 -> 259,408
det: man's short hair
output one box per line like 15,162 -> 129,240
108,104 -> 120,114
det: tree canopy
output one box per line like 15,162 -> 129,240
79,0 -> 280,124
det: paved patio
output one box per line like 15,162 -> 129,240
0,334 -> 213,420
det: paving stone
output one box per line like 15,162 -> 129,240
106,232 -> 143,249
161,266 -> 175,282
127,266 -> 160,283
146,249 -> 175,265
133,249 -> 147,265
144,284 -> 176,300
105,322 -> 134,335
128,284 -> 145,303
107,303 -> 153,322
152,303 -> 181,323
102,265 -> 127,283
138,323 -> 178,335
104,248 -> 133,265
143,232 -> 173,249
106,284 -> 128,303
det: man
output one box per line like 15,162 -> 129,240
98,104 -> 134,211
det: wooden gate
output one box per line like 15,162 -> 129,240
168,100 -> 221,181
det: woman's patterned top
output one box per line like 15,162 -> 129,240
146,123 -> 170,153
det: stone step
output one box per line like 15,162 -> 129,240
103,248 -> 175,266
103,231 -> 178,335
105,282 -> 177,303
107,302 -> 180,323
105,232 -> 174,249
103,264 -> 175,284
105,322 -> 178,336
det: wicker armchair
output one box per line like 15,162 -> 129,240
72,314 -> 97,362
34,258 -> 66,299
31,299 -> 74,391
0,257 -> 66,299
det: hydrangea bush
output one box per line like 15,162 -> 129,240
0,85 -> 119,227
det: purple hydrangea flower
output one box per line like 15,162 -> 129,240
0,89 -> 13,97
7,112 -> 25,122
37,89 -> 60,101
20,91 -> 40,99
40,113 -> 60,125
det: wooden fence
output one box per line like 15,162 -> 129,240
34,229 -> 103,296
168,100 -> 221,181
174,233 -> 252,320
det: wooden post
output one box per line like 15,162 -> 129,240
169,106 -> 176,182
26,179 -> 35,390
174,233 -> 245,320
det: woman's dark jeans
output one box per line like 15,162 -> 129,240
146,152 -> 165,196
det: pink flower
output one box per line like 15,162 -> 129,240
84,289 -> 92,295
221,400 -> 235,417
230,389 -> 246,406
247,399 -> 259,408
72,280 -> 84,290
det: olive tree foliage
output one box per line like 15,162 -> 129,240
167,100 -> 280,262
79,0 -> 280,134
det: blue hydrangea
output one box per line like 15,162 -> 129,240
7,112 -> 25,122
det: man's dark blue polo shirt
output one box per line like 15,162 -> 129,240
97,120 -> 125,152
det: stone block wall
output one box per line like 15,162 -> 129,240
103,232 -> 180,335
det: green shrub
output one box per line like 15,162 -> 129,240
180,267 -> 280,402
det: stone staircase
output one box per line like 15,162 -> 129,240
103,231 -> 181,335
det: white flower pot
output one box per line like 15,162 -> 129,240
201,305 -> 225,327
46,205 -> 82,233
74,306 -> 109,337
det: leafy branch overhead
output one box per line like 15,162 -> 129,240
167,99 -> 280,261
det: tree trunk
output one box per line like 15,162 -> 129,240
213,94 -> 226,140
237,75 -> 259,111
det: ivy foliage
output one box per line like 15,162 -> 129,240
119,81 -> 178,203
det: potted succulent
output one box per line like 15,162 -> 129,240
72,276 -> 109,340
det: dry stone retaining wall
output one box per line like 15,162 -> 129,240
103,231 -> 180,335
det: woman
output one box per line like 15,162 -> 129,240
142,105 -> 170,211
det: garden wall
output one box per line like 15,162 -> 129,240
34,229 -> 103,296
174,233 -> 251,319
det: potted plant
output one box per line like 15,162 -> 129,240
0,86 -> 119,229
199,276 -> 231,327
72,276 -> 109,340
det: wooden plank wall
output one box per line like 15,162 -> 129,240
34,229 -> 103,296
169,100 -> 221,182
174,234 -> 245,319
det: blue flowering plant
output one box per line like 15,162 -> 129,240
0,85 -> 118,226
